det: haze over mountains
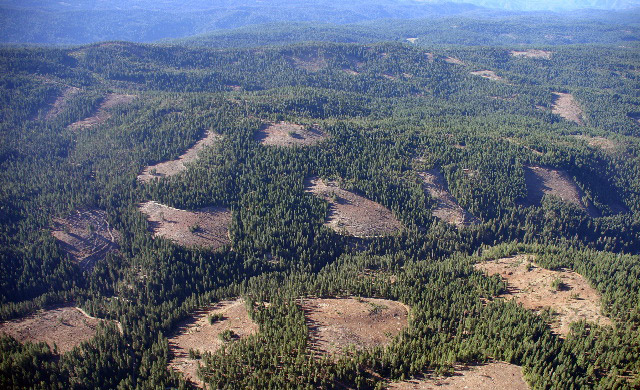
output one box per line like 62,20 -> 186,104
1,0 -> 639,45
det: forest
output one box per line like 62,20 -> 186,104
0,17 -> 639,390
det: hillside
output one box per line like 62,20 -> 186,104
0,34 -> 639,389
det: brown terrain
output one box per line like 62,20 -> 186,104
418,170 -> 478,227
522,165 -> 598,216
139,201 -> 231,249
168,299 -> 259,387
510,49 -> 553,59
443,57 -> 465,65
137,131 -> 222,182
470,70 -> 503,81
572,135 -> 616,152
551,92 -> 585,125
0,306 -> 107,353
387,362 -> 529,390
51,208 -> 120,271
68,93 -> 136,129
290,53 -> 327,72
476,255 -> 612,335
301,297 -> 409,356
255,122 -> 328,147
305,177 -> 404,237
41,87 -> 80,120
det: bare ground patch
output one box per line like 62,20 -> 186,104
42,87 -> 80,121
470,70 -> 503,81
475,255 -> 612,336
552,92 -> 585,125
387,362 -> 529,390
301,297 -> 408,356
305,177 -> 404,237
572,135 -> 616,152
137,131 -> 222,182
419,170 -> 478,227
0,306 -> 106,353
51,208 -> 120,271
68,93 -> 136,129
168,299 -> 258,387
522,165 -> 598,216
139,201 -> 231,249
406,38 -> 418,44
255,122 -> 328,147
443,56 -> 465,65
290,53 -> 328,72
510,49 -> 553,59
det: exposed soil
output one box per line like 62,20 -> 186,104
572,135 -> 616,152
0,306 -> 104,354
418,169 -> 478,227
475,255 -> 612,336
305,177 -> 404,237
42,87 -> 80,120
168,299 -> 258,387
552,92 -> 585,125
406,38 -> 418,44
290,53 -> 327,72
301,297 -> 409,356
443,57 -> 465,65
51,208 -> 120,271
139,201 -> 231,249
387,362 -> 529,390
470,70 -> 502,81
137,131 -> 222,183
68,93 -> 136,129
255,122 -> 328,147
522,165 -> 598,216
510,49 -> 553,59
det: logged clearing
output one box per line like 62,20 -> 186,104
51,208 -> 120,271
137,131 -> 221,182
302,297 -> 408,356
444,56 -> 465,65
419,170 -> 478,227
305,177 -> 403,237
476,255 -> 612,335
387,362 -> 529,390
510,49 -> 553,59
255,122 -> 328,147
572,135 -> 616,152
139,201 -> 231,249
43,87 -> 80,120
168,299 -> 258,387
523,165 -> 597,216
552,92 -> 585,125
470,70 -> 502,81
0,306 -> 104,353
69,93 -> 135,129
291,53 -> 327,72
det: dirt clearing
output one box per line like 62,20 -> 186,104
301,297 -> 408,356
139,201 -> 231,249
419,170 -> 478,227
387,362 -> 529,390
470,70 -> 503,81
305,177 -> 403,237
475,255 -> 612,335
443,57 -> 465,65
0,306 -> 106,354
255,122 -> 328,147
51,208 -> 120,271
69,93 -> 135,129
552,92 -> 585,125
406,38 -> 418,43
168,299 -> 258,387
510,49 -> 552,59
137,131 -> 221,182
522,165 -> 598,216
572,135 -> 616,152
42,87 -> 80,120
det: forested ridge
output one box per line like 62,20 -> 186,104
0,36 -> 639,389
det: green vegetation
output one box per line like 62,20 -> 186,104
0,21 -> 639,389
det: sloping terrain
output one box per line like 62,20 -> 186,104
387,362 -> 529,390
305,177 -> 403,237
139,201 -> 231,249
42,87 -> 80,121
419,170 -> 478,227
470,70 -> 502,81
168,299 -> 258,387
551,92 -> 585,125
51,208 -> 120,271
476,255 -> 612,335
0,306 -> 104,353
510,49 -> 552,59
69,93 -> 135,129
301,297 -> 408,356
138,131 -> 221,182
255,122 -> 328,147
